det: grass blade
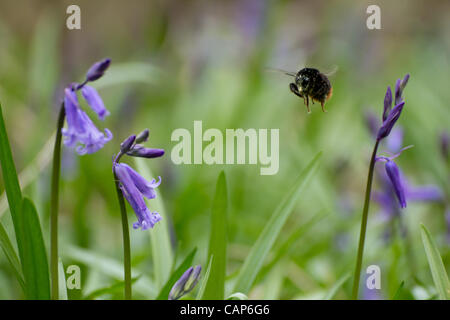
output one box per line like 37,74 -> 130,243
392,281 -> 405,300
420,223 -> 450,300
156,247 -> 197,300
0,103 -> 26,281
84,277 -> 140,300
21,197 -> 50,299
203,171 -> 228,300
323,273 -> 351,300
233,152 -> 322,294
196,255 -> 213,300
63,245 -> 156,297
135,158 -> 173,289
0,220 -> 25,290
58,258 -> 67,300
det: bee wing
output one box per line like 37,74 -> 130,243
323,65 -> 338,77
265,68 -> 297,78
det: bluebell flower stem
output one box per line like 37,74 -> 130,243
50,103 -> 65,300
352,139 -> 380,300
114,169 -> 132,300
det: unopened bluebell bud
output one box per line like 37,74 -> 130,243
135,129 -> 150,144
120,135 -> 136,153
168,265 -> 202,300
127,145 -> 165,158
86,58 -> 111,82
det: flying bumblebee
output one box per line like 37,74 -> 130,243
270,67 -> 336,113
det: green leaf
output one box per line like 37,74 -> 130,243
58,258 -> 67,300
21,197 -> 50,299
63,245 -> 156,297
392,281 -> 405,300
420,223 -> 450,300
0,103 -> 26,283
233,152 -> 322,294
84,277 -> 141,300
155,247 -> 197,300
134,158 -> 173,289
196,255 -> 213,300
203,171 -> 228,300
0,220 -> 25,290
323,273 -> 351,300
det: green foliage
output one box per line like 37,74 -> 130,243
233,152 -> 322,294
20,197 -> 50,299
420,224 -> 450,300
203,171 -> 228,299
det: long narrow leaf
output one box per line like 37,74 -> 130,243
21,197 -> 50,299
420,223 -> 450,300
58,259 -> 67,300
323,273 -> 351,300
156,247 -> 197,300
233,152 -> 322,294
196,255 -> 213,300
0,220 -> 25,290
0,103 -> 26,283
135,158 -> 173,289
203,171 -> 228,300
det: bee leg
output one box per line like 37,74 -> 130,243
305,95 -> 311,113
321,101 -> 327,113
289,83 -> 303,98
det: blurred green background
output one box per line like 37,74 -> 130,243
0,0 -> 449,299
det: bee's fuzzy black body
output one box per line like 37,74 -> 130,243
289,67 -> 333,113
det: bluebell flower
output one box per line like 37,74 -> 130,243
114,162 -> 161,230
62,58 -> 112,155
126,145 -> 165,158
81,85 -> 110,120
169,265 -> 202,300
62,88 -> 112,155
385,160 -> 406,208
376,74 -> 409,141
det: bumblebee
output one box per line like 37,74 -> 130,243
271,67 -> 335,113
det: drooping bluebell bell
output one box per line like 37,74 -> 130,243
372,125 -> 443,220
168,265 -> 202,300
113,131 -> 165,230
62,88 -> 112,155
62,58 -> 112,154
384,160 -> 406,208
114,162 -> 161,230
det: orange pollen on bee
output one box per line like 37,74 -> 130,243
326,87 -> 333,101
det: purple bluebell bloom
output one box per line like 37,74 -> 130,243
377,101 -> 405,141
62,58 -> 112,155
385,160 -> 406,208
81,85 -> 110,120
62,88 -> 112,155
85,58 -> 111,82
114,162 -> 161,230
168,265 -> 202,300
